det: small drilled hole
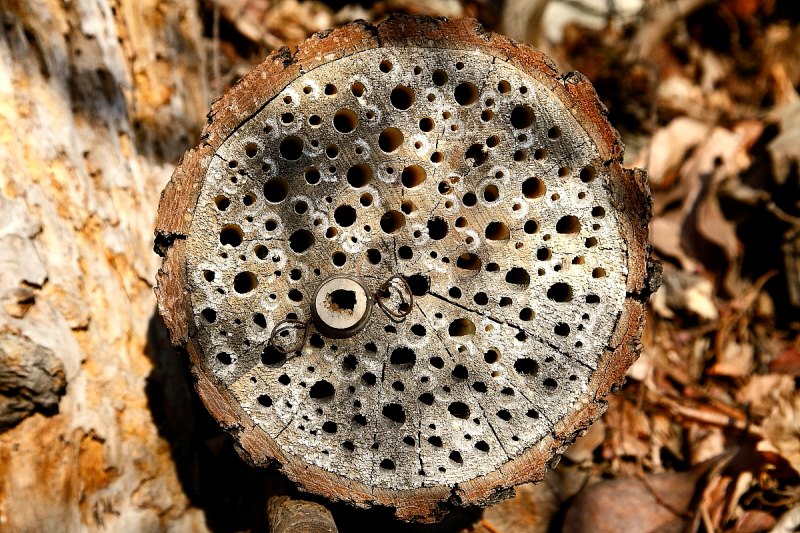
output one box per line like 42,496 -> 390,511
522,177 -> 545,198
220,224 -> 243,247
351,81 -> 365,97
510,105 -> 534,128
289,229 -> 314,254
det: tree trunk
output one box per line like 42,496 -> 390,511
0,0 -> 212,530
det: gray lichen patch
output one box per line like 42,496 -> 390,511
184,45 -> 628,491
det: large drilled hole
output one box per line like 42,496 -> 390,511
556,215 -> 581,234
485,221 -> 510,241
448,401 -> 470,419
262,345 -> 286,365
333,109 -> 358,133
220,224 -> 243,247
279,136 -> 303,160
390,85 -> 415,110
382,403 -> 406,424
233,272 -> 257,293
510,105 -> 534,129
390,347 -> 416,369
264,178 -> 289,203
505,267 -> 530,288
329,289 -> 356,313
514,358 -> 539,376
378,127 -> 403,152
401,165 -> 426,188
483,184 -> 500,202
465,144 -> 487,167
310,380 -> 335,400
522,177 -> 545,198
334,205 -> 357,227
456,253 -> 481,271
380,210 -> 405,233
448,318 -> 475,337
406,274 -> 429,296
547,282 -> 573,302
454,82 -> 478,105
347,164 -> 373,188
432,69 -> 448,86
427,217 -> 448,240
289,229 -> 315,254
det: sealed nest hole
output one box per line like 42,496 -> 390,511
155,15 -> 658,523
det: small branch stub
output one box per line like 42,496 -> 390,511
154,14 -> 658,522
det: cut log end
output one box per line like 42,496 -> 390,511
155,14 -> 658,522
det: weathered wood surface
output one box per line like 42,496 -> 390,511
0,0 -> 211,530
155,14 -> 659,522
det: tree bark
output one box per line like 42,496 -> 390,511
0,0 -> 210,530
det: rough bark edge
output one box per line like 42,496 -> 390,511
153,14 -> 658,523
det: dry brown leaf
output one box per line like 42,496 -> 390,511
758,387 -> 800,475
731,509 -> 777,532
736,374 -> 795,419
708,341 -> 755,378
603,397 -> 652,461
637,117 -> 710,189
562,468 -> 708,533
652,267 -> 718,321
478,483 -> 560,533
769,346 -> 800,376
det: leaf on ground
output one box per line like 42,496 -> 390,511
562,468 -> 705,533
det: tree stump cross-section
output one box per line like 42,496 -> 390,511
155,15 -> 659,523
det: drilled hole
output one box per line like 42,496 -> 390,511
380,210 -> 405,233
279,136 -> 303,160
448,402 -> 470,419
289,229 -> 314,254
351,81 -> 365,96
557,215 -> 581,234
310,380 -> 335,400
233,272 -> 257,293
448,318 -> 475,337
334,205 -> 357,227
547,282 -> 573,302
390,347 -> 416,369
510,105 -> 534,129
485,221 -> 510,241
382,403 -> 406,424
401,165 -> 426,188
390,85 -> 415,110
427,217 -> 448,240
373,126 -> 404,153
220,224 -> 243,247
333,109 -> 358,133
505,267 -> 530,288
406,274 -> 429,296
